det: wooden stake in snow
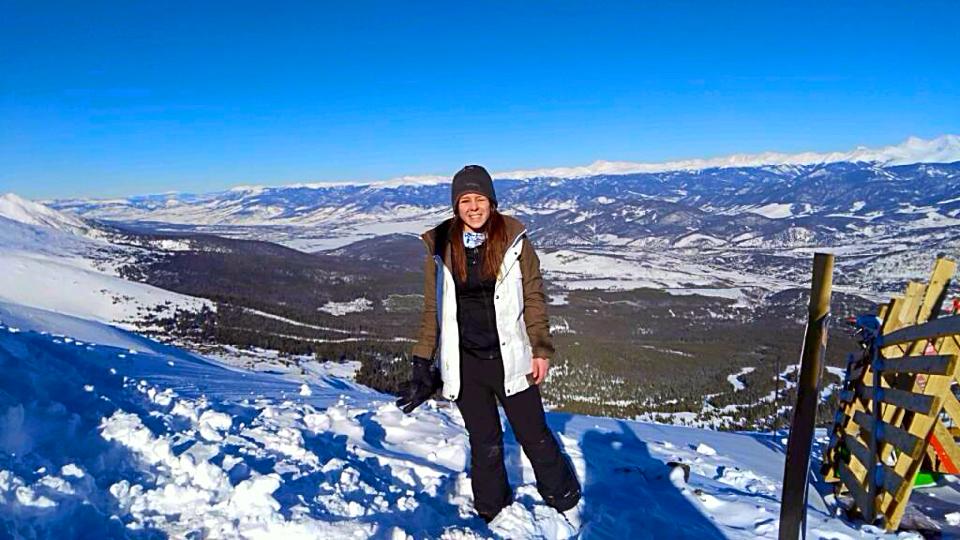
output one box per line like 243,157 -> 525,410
779,253 -> 834,540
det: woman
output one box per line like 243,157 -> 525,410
396,164 -> 582,525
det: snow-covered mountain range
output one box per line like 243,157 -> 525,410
50,135 -> 960,225
47,135 -> 960,297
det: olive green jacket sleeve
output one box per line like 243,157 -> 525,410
411,235 -> 439,360
519,236 -> 555,360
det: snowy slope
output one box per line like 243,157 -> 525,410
0,193 -> 95,236
0,302 -> 930,539
0,199 -> 211,329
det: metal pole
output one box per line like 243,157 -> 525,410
779,253 -> 834,540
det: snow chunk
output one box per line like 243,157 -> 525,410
228,474 -> 281,515
60,464 -> 85,478
197,409 -> 232,442
100,411 -> 175,466
16,487 -> 56,508
696,443 -> 717,456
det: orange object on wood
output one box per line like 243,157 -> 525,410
929,433 -> 960,474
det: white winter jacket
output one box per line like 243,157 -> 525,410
412,216 -> 554,400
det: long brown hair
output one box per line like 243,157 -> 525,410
450,209 -> 509,283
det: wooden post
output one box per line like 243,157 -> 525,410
779,253 -> 834,540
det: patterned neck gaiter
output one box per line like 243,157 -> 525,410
463,231 -> 486,249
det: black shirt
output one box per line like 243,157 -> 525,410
454,243 -> 502,359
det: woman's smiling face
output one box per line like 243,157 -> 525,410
457,193 -> 491,232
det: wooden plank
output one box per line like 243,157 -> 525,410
843,433 -> 872,471
877,354 -> 957,376
859,385 -> 941,416
881,297 -> 908,334
917,257 -> 957,324
944,392 -> 960,425
877,463 -> 907,499
898,282 -> 926,327
881,316 -> 960,348
837,460 -> 873,521
854,410 -> 924,457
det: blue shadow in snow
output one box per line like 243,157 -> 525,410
0,329 -> 168,539
546,414 -> 726,539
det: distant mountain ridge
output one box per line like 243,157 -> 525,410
38,135 -> 960,297
47,160 -> 960,247
496,134 -> 960,180
47,135 -> 960,228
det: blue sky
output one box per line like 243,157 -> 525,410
2,1 -> 959,199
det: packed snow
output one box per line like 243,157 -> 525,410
1,303 -> 944,539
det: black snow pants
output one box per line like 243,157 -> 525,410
456,348 -> 582,520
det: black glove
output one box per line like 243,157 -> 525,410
395,356 -> 442,414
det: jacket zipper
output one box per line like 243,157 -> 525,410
496,230 -> 527,290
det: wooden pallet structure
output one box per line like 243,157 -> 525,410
821,256 -> 960,531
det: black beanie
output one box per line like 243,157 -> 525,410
451,165 -> 497,209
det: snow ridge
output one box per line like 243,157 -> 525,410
0,193 -> 91,235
